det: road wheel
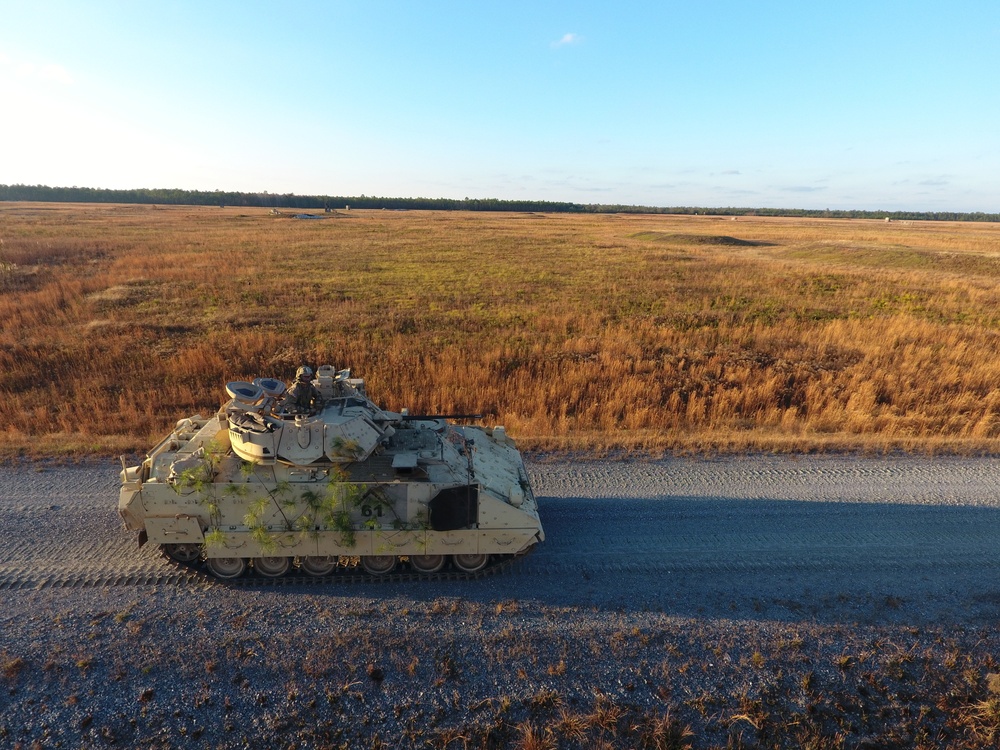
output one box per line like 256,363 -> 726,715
253,556 -> 291,578
452,553 -> 488,573
409,554 -> 445,573
162,543 -> 201,563
361,555 -> 397,575
300,556 -> 337,576
206,556 -> 247,579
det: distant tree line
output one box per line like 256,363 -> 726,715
1,183 -> 997,222
0,184 -> 579,213
590,204 -> 1000,222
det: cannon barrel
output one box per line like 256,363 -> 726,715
400,413 -> 483,421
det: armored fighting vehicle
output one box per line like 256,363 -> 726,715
118,366 -> 542,579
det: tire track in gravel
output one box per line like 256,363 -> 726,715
3,458 -> 1000,622
0,466 -> 191,590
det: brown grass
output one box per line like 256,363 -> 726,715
3,202 -> 1000,456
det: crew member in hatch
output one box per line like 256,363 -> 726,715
282,365 -> 322,413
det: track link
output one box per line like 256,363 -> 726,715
159,548 -> 532,587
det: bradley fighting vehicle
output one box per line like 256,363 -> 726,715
118,366 -> 542,579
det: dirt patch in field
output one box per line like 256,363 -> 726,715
631,231 -> 777,246
85,279 -> 158,311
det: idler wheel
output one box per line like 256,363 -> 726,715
206,556 -> 248,579
300,556 -> 338,576
408,554 -> 445,573
253,556 -> 291,578
452,553 -> 488,573
163,543 -> 201,563
361,555 -> 397,575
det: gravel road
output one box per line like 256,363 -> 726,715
5,455 -> 1000,622
3,455 -> 1000,748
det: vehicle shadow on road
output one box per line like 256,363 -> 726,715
358,495 -> 1000,627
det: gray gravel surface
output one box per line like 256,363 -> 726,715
3,456 -> 1000,748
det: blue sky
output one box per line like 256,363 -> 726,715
1,1 -> 998,211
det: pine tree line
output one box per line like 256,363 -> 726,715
1,183 -> 997,222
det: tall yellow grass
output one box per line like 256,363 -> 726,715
3,203 -> 1000,456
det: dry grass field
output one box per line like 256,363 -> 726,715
3,202 -> 1000,458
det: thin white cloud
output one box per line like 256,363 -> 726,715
781,185 -> 827,193
38,64 -> 74,85
10,58 -> 74,85
551,33 -> 582,48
